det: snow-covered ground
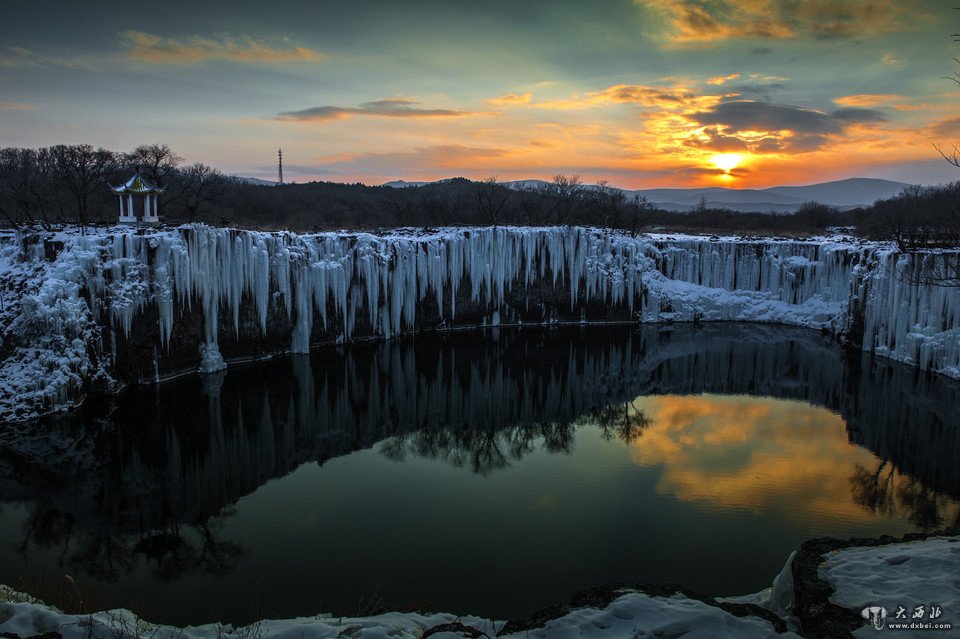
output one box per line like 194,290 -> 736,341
822,536 -> 960,638
0,584 -> 799,639
0,225 -> 958,421
2,534 -> 957,638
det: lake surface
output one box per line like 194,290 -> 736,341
1,324 -> 958,626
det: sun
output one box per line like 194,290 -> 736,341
711,153 -> 745,173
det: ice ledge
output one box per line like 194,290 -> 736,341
1,225 -> 958,422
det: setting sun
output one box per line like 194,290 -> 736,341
711,153 -> 746,173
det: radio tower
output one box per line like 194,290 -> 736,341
277,148 -> 284,186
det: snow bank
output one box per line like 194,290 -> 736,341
0,225 -> 957,421
2,529 -> 956,638
820,536 -> 960,638
0,584 -> 798,639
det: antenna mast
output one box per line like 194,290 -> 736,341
278,148 -> 284,186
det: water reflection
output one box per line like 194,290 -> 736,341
621,395 -> 959,527
0,324 -> 958,622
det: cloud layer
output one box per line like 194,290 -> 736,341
636,0 -> 907,45
119,31 -> 323,64
276,98 -> 470,122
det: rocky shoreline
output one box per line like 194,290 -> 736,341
2,528 -> 958,639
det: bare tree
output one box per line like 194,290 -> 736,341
797,201 -> 837,231
474,176 -> 509,227
48,144 -> 116,232
935,141 -> 960,168
515,184 -> 546,225
167,163 -> 229,221
421,193 -> 452,226
543,174 -> 583,225
587,179 -> 627,228
0,148 -> 54,229
628,195 -> 656,237
126,143 -> 184,187
386,192 -> 414,227
934,18 -> 960,167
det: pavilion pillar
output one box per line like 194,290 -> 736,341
128,194 -> 134,220
118,195 -> 124,217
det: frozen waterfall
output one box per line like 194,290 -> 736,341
0,225 -> 958,420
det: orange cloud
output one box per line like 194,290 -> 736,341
533,82 -> 714,110
638,0 -> 793,44
484,92 -> 533,107
0,102 -> 32,110
257,73 -> 940,189
119,31 -> 324,64
636,0 -> 909,46
524,80 -> 919,186
707,73 -> 741,85
834,94 -> 907,108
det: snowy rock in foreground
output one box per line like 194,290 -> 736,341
820,536 -> 960,638
4,535 -> 959,639
0,225 -> 958,421
0,584 -> 797,639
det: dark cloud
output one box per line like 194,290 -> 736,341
832,107 -> 888,123
277,98 -> 470,122
724,82 -> 787,101
674,165 -> 751,179
754,133 -> 830,153
687,100 -> 888,153
683,127 -> 750,152
928,116 -> 960,140
750,47 -> 773,55
693,101 -> 841,135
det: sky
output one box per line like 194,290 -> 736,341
1,0 -> 958,188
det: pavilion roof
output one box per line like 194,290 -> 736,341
110,173 -> 165,195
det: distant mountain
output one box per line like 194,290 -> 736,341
234,176 -> 277,186
382,179 -> 431,188
382,177 -> 912,212
382,178 -> 465,188
627,178 -> 911,212
762,178 -> 909,207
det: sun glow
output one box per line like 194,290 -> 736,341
711,153 -> 745,173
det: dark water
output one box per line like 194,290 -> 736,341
1,324 -> 959,626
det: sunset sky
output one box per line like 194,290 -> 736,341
1,0 -> 958,188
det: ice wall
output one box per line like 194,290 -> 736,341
0,225 -> 958,420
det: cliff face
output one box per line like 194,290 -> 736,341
0,225 -> 958,421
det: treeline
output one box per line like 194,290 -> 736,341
853,182 -> 960,250
1,143 -> 957,247
0,144 -> 229,230
180,173 -> 855,237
